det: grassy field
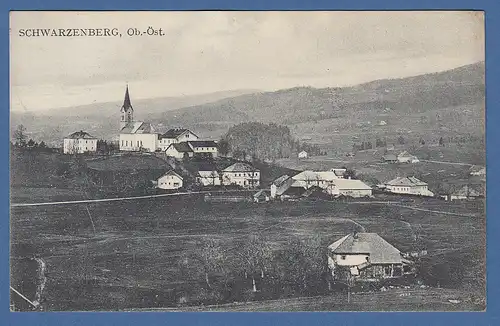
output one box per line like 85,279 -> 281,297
10,195 -> 485,311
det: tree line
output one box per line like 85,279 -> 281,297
219,122 -> 326,161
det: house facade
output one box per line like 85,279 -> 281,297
384,176 -> 434,196
63,131 -> 98,154
197,170 -> 221,186
397,151 -> 419,163
445,184 -> 485,201
159,129 -> 199,150
298,151 -> 308,159
330,179 -> 372,198
156,170 -> 183,190
188,140 -> 218,157
221,163 -> 260,188
165,142 -> 195,159
327,233 -> 414,283
118,86 -> 159,152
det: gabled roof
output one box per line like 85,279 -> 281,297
160,128 -> 198,139
273,175 -> 291,187
328,233 -> 402,264
383,154 -> 397,161
223,162 -> 258,172
120,121 -> 156,134
253,189 -> 270,198
188,140 -> 217,148
469,165 -> 486,173
66,131 -> 97,139
167,142 -> 193,153
398,151 -> 412,157
333,179 -> 372,190
385,176 -> 427,187
158,170 -> 183,180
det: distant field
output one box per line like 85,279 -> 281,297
10,196 -> 485,311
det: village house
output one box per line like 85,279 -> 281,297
165,142 -> 195,159
221,162 -> 260,188
158,128 -> 199,150
383,176 -> 434,197
330,179 -> 373,198
327,232 -> 414,283
397,151 -> 419,163
63,130 -> 98,154
118,86 -> 159,153
253,189 -> 271,203
298,150 -> 308,159
382,154 -> 398,163
271,172 -> 371,199
196,170 -> 221,186
469,165 -> 486,177
443,184 -> 485,201
188,140 -> 219,158
155,170 -> 183,190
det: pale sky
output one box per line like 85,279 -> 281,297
10,11 -> 484,112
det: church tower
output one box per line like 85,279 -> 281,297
120,85 -> 134,130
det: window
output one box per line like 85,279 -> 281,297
341,255 -> 346,260
384,265 -> 392,276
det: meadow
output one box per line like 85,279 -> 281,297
10,195 -> 485,311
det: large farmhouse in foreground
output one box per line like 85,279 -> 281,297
327,232 -> 414,283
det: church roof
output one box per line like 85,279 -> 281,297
66,130 -> 97,139
120,122 -> 156,134
120,85 -> 133,113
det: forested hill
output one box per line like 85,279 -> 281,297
155,61 -> 485,127
222,122 -> 324,161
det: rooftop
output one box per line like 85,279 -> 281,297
120,122 -> 156,134
66,130 -> 97,139
386,176 -> 427,187
223,162 -> 258,172
328,233 -> 402,264
161,128 -> 198,139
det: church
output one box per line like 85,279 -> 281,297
118,85 -> 159,152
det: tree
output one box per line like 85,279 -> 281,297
13,124 -> 27,147
218,139 -> 230,156
398,135 -> 405,145
237,235 -> 274,292
439,137 -> 445,147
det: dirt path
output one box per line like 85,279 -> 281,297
33,257 -> 47,308
387,203 -> 477,218
420,159 -> 474,166
11,190 -> 252,207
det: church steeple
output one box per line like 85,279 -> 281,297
120,84 -> 134,129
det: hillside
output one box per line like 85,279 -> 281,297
10,89 -> 259,145
10,62 -> 485,148
156,62 -> 484,125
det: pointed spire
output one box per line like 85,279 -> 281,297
123,84 -> 132,110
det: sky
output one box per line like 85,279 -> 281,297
10,11 -> 484,112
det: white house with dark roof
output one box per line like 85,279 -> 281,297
221,163 -> 260,188
118,86 -> 159,152
158,128 -> 199,150
63,130 -> 98,154
165,142 -> 194,159
397,151 -> 419,163
188,140 -> 218,157
384,176 -> 434,196
327,232 -> 414,282
156,170 -> 183,190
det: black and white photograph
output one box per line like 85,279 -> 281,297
9,11 -> 485,311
